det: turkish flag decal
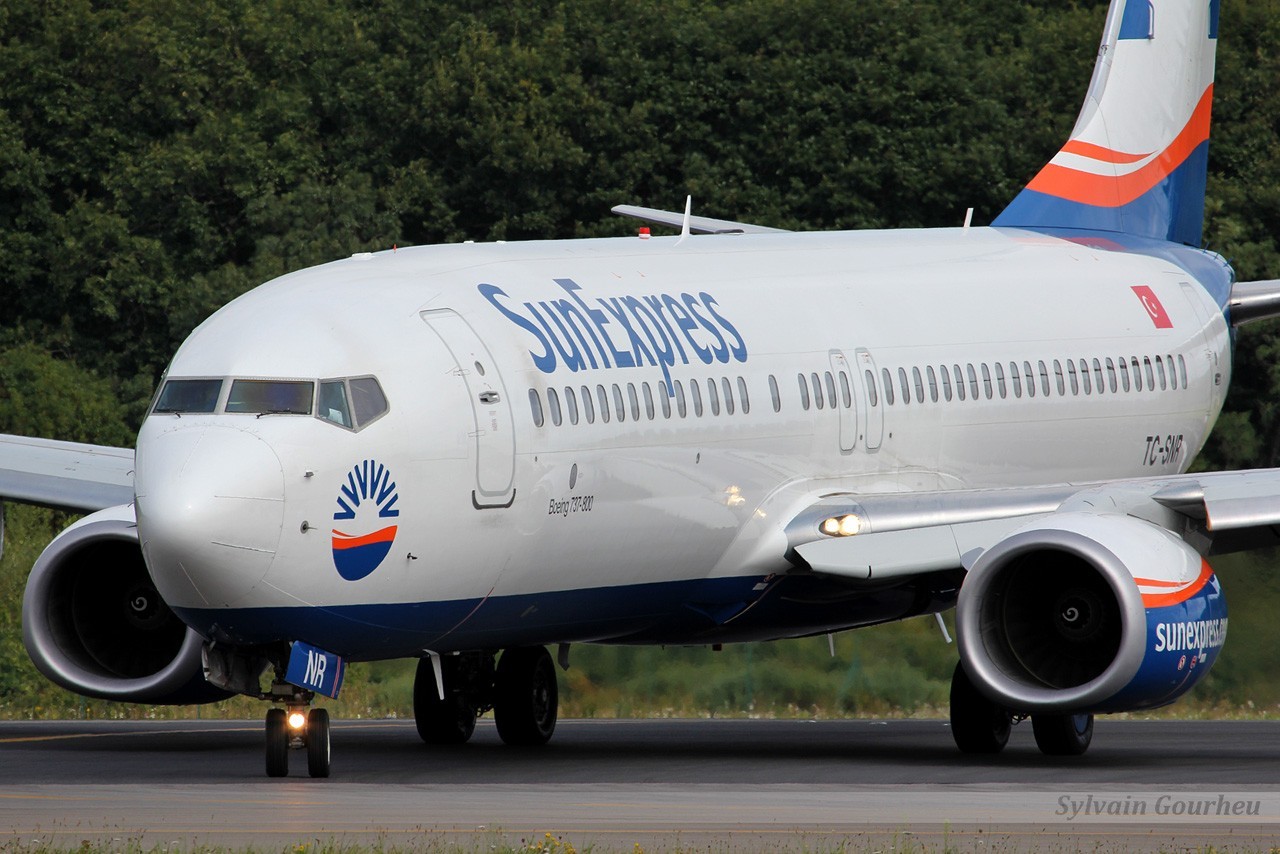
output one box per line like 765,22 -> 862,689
1132,285 -> 1173,329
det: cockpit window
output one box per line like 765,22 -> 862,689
226,380 -> 314,415
153,379 -> 222,413
150,375 -> 385,427
318,381 -> 352,428
317,376 -> 388,429
350,377 -> 389,425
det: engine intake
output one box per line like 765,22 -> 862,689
956,512 -> 1226,714
22,505 -> 229,704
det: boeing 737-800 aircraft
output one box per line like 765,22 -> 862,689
3,0 -> 1280,777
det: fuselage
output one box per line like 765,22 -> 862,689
132,225 -> 1234,659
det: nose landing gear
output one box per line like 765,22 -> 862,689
263,684 -> 330,778
202,642 -> 336,778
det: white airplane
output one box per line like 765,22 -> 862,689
2,0 -> 1278,778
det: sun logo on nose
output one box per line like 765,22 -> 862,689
332,459 -> 400,581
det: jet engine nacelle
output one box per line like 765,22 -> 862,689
955,512 -> 1227,714
22,504 -> 229,704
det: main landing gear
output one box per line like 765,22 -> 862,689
413,646 -> 559,747
948,662 -> 1094,757
264,683 -> 330,778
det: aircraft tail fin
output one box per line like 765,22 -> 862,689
992,0 -> 1219,247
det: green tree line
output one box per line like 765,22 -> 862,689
2,0 -> 1280,717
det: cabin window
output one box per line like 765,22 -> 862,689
838,371 -> 852,408
882,368 -> 895,406
864,370 -> 877,407
547,387 -> 563,426
565,386 -> 579,425
1105,358 -> 1118,393
1066,360 -> 1078,395
643,383 -> 655,419
675,380 -> 688,417
528,389 -> 544,427
798,374 -> 811,410
1130,357 -> 1143,392
966,364 -> 980,400
993,362 -> 1006,399
824,372 -> 837,409
1143,356 -> 1155,390
897,367 -> 910,405
707,378 -> 721,416
1009,362 -> 1022,399
1155,356 -> 1168,390
812,372 -> 825,409
769,375 -> 782,412
581,385 -> 595,423
980,363 -> 993,400
1177,354 -> 1188,389
596,384 -> 610,423
1023,361 -> 1035,398
659,383 -> 671,418
1118,358 -> 1131,392
612,384 -> 626,421
953,365 -> 966,401
939,365 -> 952,402
1092,358 -> 1105,393
691,378 -> 704,417
1077,359 -> 1090,395
722,377 -> 735,415
1037,360 -> 1050,397
739,376 -> 752,414
627,382 -> 641,421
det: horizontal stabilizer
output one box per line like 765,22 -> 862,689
1228,279 -> 1280,326
611,204 -> 789,235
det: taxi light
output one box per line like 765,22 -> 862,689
820,517 -> 841,536
288,712 -> 306,730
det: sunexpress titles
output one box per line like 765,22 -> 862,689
480,278 -> 748,390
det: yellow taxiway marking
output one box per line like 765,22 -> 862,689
0,721 -> 408,744
0,727 -> 256,744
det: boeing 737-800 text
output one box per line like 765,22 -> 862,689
4,0 -> 1280,777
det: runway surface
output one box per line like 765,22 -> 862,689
2,718 -> 1279,851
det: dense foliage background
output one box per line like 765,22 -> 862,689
2,0 -> 1280,718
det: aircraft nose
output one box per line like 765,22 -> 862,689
135,426 -> 285,609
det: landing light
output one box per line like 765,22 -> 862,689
820,514 -> 862,537
288,712 -> 306,730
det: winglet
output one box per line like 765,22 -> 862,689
675,196 -> 692,246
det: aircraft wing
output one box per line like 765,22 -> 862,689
0,433 -> 135,513
611,204 -> 790,235
784,469 -> 1280,581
